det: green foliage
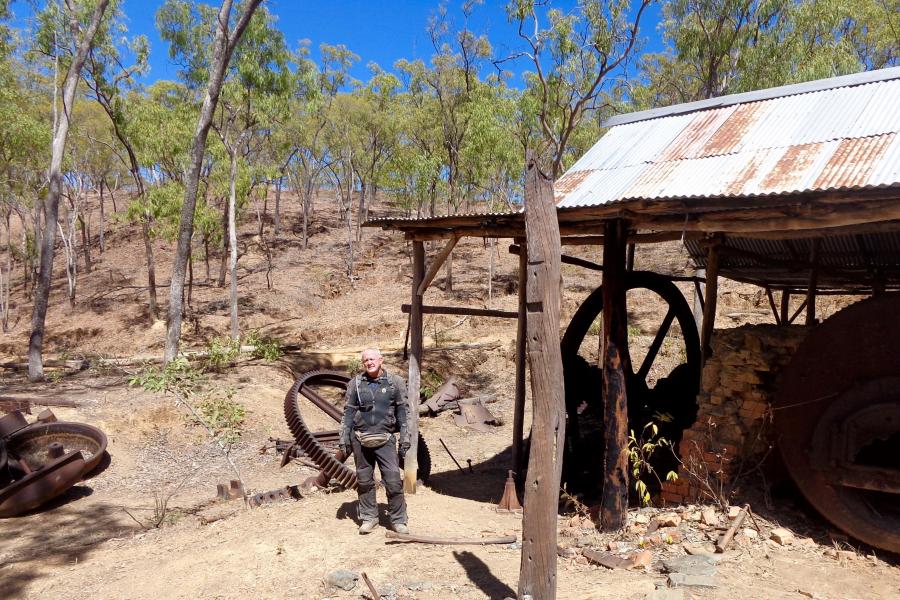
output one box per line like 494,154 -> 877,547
628,414 -> 677,506
203,336 -> 242,372
346,357 -> 363,375
420,369 -> 444,400
244,331 -> 283,361
127,358 -> 204,394
190,388 -> 246,444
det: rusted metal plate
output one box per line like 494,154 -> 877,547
8,421 -> 108,476
0,451 -> 86,517
775,293 -> 900,553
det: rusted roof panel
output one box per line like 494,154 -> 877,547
555,68 -> 900,208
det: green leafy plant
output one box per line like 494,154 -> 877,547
346,356 -> 362,375
128,358 -> 204,394
244,331 -> 283,361
628,413 -> 678,506
190,388 -> 246,444
203,336 -> 241,372
420,369 -> 443,399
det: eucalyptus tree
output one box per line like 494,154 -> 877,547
157,0 -> 264,362
505,0 -> 651,177
28,0 -> 112,382
208,6 -> 289,339
80,1 -> 163,318
285,42 -> 357,249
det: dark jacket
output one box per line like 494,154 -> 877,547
339,369 -> 409,447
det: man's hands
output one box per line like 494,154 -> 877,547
399,441 -> 410,459
339,443 -> 350,457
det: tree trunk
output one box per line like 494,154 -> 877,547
228,150 -> 239,340
218,199 -> 228,287
98,177 -> 105,254
518,157 -> 565,600
29,0 -> 111,381
78,213 -> 92,274
356,179 -> 366,242
165,0 -> 264,362
141,215 -> 158,320
273,174 -> 282,235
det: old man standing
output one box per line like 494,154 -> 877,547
339,348 -> 410,534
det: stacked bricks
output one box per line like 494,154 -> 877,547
659,324 -> 809,505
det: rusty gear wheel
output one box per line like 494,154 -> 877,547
283,370 -> 431,487
775,293 -> 900,553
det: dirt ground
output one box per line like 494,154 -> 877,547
1,194 -> 897,599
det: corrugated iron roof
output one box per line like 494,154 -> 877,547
556,68 -> 900,208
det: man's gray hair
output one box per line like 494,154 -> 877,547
361,347 -> 382,358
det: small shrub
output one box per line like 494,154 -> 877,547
203,337 -> 241,372
346,357 -> 362,375
420,369 -> 443,399
191,388 -> 246,444
128,358 -> 204,394
628,413 -> 677,506
244,331 -> 283,361
588,316 -> 602,336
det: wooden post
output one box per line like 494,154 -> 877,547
780,290 -> 791,325
600,218 -> 630,532
700,244 -> 720,367
626,242 -> 636,272
692,268 -> 705,332
805,239 -> 821,326
405,241 -> 425,494
517,158 -> 565,600
512,245 -> 527,486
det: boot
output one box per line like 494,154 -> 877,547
392,522 -> 409,535
358,520 -> 378,534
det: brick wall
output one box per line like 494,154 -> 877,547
659,324 -> 809,505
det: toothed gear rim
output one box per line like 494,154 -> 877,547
283,370 -> 431,487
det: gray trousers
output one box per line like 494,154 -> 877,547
351,434 -> 407,525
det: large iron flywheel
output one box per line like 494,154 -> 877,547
775,294 -> 900,553
560,271 -> 701,497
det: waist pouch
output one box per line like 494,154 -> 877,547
355,431 -> 392,449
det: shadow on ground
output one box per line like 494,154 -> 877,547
426,444 -> 516,505
454,549 -> 516,599
0,487 -> 133,599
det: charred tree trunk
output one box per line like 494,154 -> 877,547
518,158 -> 565,600
78,213 -> 92,274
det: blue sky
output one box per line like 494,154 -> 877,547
13,0 -> 665,86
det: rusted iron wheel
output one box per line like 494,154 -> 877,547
7,421 -> 109,477
0,450 -> 87,517
283,370 -> 431,487
775,294 -> 900,553
560,271 -> 701,497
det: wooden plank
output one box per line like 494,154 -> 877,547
417,235 -> 459,295
766,287 -> 782,325
405,241 -> 425,494
400,304 -> 517,319
700,244 -> 720,366
806,239 -> 821,325
601,218 -> 631,532
517,158 -> 566,600
512,246 -> 527,486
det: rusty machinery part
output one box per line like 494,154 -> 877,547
559,271 -> 701,498
775,293 -> 900,553
6,421 -> 109,478
283,370 -> 431,486
247,485 -> 301,508
0,450 -> 86,517
0,410 -> 30,439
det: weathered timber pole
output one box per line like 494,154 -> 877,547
517,158 -> 565,600
405,241 -> 425,493
600,219 -> 631,531
805,239 -> 821,326
692,268 -> 705,332
780,290 -> 791,325
700,243 -> 720,366
512,244 -> 527,487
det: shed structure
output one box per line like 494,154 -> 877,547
365,66 -> 900,553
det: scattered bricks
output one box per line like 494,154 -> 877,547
742,527 -> 758,539
727,506 -> 742,519
769,528 -> 795,545
700,509 -> 719,526
633,513 -> 651,525
657,513 -> 682,527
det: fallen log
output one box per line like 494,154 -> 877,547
384,531 -> 516,545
